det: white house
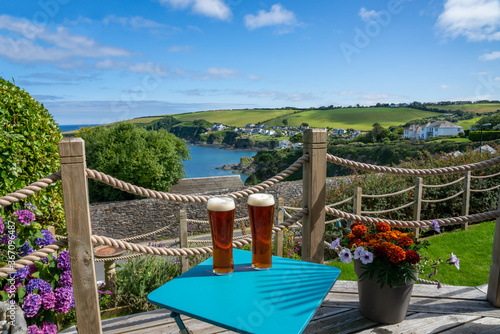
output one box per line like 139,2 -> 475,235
278,139 -> 293,149
245,123 -> 255,128
264,130 -> 276,136
404,121 -> 463,140
211,123 -> 226,131
332,128 -> 346,135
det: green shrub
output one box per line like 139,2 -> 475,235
0,78 -> 64,230
77,123 -> 189,202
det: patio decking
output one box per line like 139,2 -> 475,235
60,281 -> 500,334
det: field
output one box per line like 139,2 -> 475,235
456,117 -> 481,130
264,107 -> 443,131
431,103 -> 500,114
171,109 -> 297,127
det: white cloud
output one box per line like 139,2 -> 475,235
440,84 -> 449,89
248,74 -> 262,80
177,88 -> 317,101
0,15 -> 131,65
436,0 -> 500,41
494,76 -> 500,81
168,45 -> 192,52
156,0 -> 231,21
95,59 -> 169,76
359,8 -> 380,22
244,4 -> 298,30
103,15 -> 167,29
196,67 -> 239,80
337,90 -> 359,95
479,51 -> 500,60
361,93 -> 405,100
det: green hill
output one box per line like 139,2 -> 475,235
430,103 -> 500,114
264,107 -> 442,131
171,109 -> 298,127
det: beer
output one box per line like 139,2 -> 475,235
207,196 -> 235,275
248,193 -> 275,270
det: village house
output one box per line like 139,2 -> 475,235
403,121 -> 463,140
332,128 -> 346,135
211,123 -> 226,131
245,123 -> 255,128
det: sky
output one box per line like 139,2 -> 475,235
1,0 -> 500,125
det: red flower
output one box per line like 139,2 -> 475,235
351,222 -> 362,229
376,222 -> 391,232
388,246 -> 406,263
397,236 -> 414,247
352,225 -> 367,238
406,250 -> 420,264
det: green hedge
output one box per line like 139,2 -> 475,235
469,131 -> 500,141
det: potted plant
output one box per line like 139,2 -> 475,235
330,221 -> 459,324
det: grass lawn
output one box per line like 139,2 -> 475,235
457,117 -> 481,130
327,221 -> 496,286
432,103 -> 500,114
430,138 -> 471,143
264,108 -> 442,131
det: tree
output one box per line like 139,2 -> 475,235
301,123 -> 309,127
77,123 -> 190,202
290,133 -> 303,143
0,78 -> 65,229
282,119 -> 288,126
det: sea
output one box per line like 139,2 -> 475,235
59,124 -> 258,182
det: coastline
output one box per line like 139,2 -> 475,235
185,141 -> 268,152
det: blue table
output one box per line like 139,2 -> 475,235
148,249 -> 341,334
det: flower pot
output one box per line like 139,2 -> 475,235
354,260 -> 416,324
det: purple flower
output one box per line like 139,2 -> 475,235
447,253 -> 460,270
14,209 -> 35,225
353,246 -> 364,260
35,229 -> 56,247
22,293 -> 42,317
41,291 -> 56,310
19,241 -> 34,256
0,216 -> 4,234
26,279 -> 53,294
24,203 -> 37,212
26,263 -> 38,281
360,250 -> 374,265
28,325 -> 43,334
329,238 -> 341,249
40,322 -> 58,334
60,270 -> 73,288
12,266 -> 30,281
57,250 -> 71,270
3,282 -> 23,294
339,248 -> 353,264
1,232 -> 17,246
54,287 -> 73,313
423,220 -> 441,234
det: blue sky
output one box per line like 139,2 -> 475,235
1,0 -> 499,125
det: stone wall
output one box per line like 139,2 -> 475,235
89,178 -> 341,241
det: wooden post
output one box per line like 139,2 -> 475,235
302,129 -> 327,264
275,197 -> 284,257
487,193 -> 500,307
461,171 -> 471,231
47,225 -> 55,237
179,209 -> 189,273
353,187 -> 362,217
59,137 -> 102,334
240,219 -> 247,235
413,177 -> 423,238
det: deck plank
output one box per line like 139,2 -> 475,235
355,312 -> 480,334
303,309 -> 379,334
439,316 -> 500,334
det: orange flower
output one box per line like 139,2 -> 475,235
347,233 -> 355,240
388,246 -> 406,263
376,222 -> 391,232
398,236 -> 414,247
352,225 -> 367,238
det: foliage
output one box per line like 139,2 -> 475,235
0,78 -> 65,231
281,228 -> 301,260
469,131 -> 500,141
0,204 -> 76,332
114,256 -> 182,313
144,116 -> 181,131
330,221 -> 459,288
76,123 -> 190,202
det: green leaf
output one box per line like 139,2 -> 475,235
17,286 -> 26,299
0,291 -> 8,301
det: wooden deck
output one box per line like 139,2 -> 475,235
60,281 -> 500,334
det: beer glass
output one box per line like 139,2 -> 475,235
248,193 -> 275,270
207,196 -> 235,275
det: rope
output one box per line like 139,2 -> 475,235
186,217 -> 249,224
471,170 -> 500,179
422,177 -> 465,189
85,154 -> 308,203
470,184 -> 500,192
0,241 -> 68,277
0,172 -> 61,209
325,219 -> 341,225
360,201 -> 415,215
94,253 -> 144,262
120,225 -> 172,242
328,196 -> 354,207
417,278 -> 444,286
362,186 -> 415,198
282,206 -> 302,211
324,206 -> 500,228
421,190 -> 464,203
326,153 -> 500,175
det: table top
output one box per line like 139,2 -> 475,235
148,249 -> 341,334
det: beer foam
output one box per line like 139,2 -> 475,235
207,196 -> 235,211
247,193 -> 275,207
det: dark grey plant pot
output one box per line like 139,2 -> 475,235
354,260 -> 416,324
